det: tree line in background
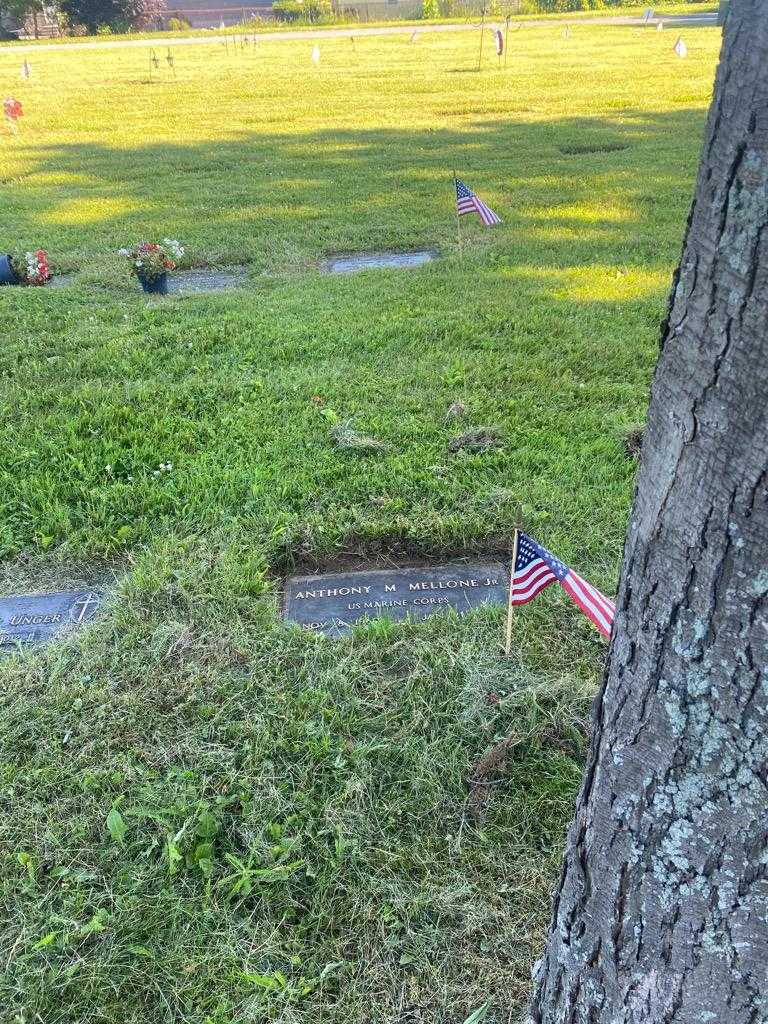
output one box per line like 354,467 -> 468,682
0,0 -> 708,37
270,0 -> 706,24
0,0 -> 162,34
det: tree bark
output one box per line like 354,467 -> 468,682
529,6 -> 768,1023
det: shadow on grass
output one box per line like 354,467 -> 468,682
0,106 -> 707,275
0,105 -> 707,566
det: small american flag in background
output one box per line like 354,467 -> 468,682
455,178 -> 501,227
510,532 -> 615,638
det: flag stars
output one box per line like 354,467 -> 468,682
511,532 -> 614,637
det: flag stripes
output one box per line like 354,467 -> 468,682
454,177 -> 501,227
510,532 -> 615,639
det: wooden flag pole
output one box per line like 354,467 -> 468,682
453,170 -> 462,256
504,527 -> 520,657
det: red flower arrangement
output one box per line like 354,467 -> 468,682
10,249 -> 51,286
3,98 -> 23,122
120,239 -> 184,282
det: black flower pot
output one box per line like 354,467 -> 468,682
0,254 -> 20,286
138,272 -> 168,295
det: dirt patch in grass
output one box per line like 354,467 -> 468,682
436,105 -> 533,116
559,141 -> 630,155
279,536 -> 516,578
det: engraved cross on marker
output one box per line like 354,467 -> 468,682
69,592 -> 100,624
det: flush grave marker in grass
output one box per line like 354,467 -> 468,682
322,250 -> 438,274
167,267 -> 249,294
284,561 -> 508,637
0,589 -> 102,650
47,274 -> 75,289
49,268 -> 249,293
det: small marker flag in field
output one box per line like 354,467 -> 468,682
494,28 -> 503,57
455,178 -> 501,227
509,532 -> 615,638
21,58 -> 31,80
674,36 -> 687,58
312,45 -> 321,64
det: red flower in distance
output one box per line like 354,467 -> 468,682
3,98 -> 23,120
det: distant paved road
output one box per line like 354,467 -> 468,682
1,12 -> 717,54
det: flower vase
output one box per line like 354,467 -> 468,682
0,254 -> 20,285
139,272 -> 168,295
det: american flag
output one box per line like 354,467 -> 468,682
455,178 -> 501,227
510,532 -> 615,638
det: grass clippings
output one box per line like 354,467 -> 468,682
466,733 -> 523,822
449,428 -> 503,454
623,425 -> 645,459
330,420 -> 389,454
445,401 -> 468,422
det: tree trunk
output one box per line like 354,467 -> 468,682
529,7 -> 768,1023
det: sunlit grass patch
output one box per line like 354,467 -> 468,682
39,195 -> 150,225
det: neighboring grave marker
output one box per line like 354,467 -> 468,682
0,590 -> 102,650
284,562 -> 508,638
168,268 -> 248,294
323,251 -> 438,274
49,268 -> 249,294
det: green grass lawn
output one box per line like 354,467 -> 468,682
0,22 -> 719,1024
